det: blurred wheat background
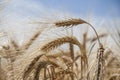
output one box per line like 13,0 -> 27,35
0,0 -> 120,80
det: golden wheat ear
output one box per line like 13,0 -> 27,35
40,36 -> 83,53
40,36 -> 88,74
23,54 -> 44,80
54,18 -> 87,27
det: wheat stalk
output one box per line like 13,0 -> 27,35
87,33 -> 107,42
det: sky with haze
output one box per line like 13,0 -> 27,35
0,0 -> 120,45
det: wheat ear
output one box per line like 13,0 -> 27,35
23,54 -> 44,80
55,18 -> 87,27
40,36 -> 83,53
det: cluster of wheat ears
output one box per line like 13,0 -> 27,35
0,18 -> 120,80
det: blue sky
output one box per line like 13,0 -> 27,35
37,0 -> 120,17
1,0 -> 120,19
0,0 -> 120,30
0,0 -> 119,33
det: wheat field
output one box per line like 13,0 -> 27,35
0,17 -> 120,80
0,0 -> 120,80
